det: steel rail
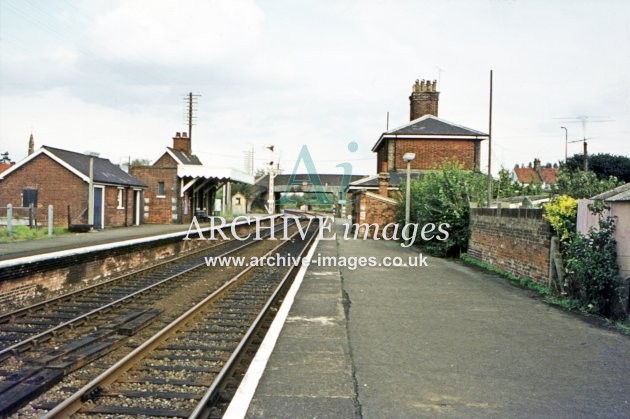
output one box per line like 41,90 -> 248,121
43,225 -> 313,418
189,220 -> 318,418
0,219 -> 285,361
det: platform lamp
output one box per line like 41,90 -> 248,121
403,152 -> 416,246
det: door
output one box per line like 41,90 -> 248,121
93,186 -> 104,229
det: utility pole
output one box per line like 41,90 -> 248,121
184,92 -> 201,139
487,70 -> 493,207
556,115 -> 612,171
560,127 -> 568,163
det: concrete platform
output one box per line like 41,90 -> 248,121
0,224 -> 197,261
240,220 -> 630,418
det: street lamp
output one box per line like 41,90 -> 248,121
403,152 -> 415,245
561,126 -> 568,163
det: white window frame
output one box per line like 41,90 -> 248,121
157,181 -> 166,198
117,187 -> 125,209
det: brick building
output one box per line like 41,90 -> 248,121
351,78 -> 489,230
130,132 -> 253,224
372,79 -> 488,176
512,158 -> 558,189
0,146 -> 145,228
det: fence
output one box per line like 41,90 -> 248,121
0,204 -> 54,236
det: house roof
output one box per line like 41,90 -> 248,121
166,147 -> 202,165
372,115 -> 488,152
513,167 -> 558,185
591,182 -> 630,202
349,172 -> 424,188
0,146 -> 146,187
0,162 -> 13,173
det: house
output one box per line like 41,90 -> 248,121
0,146 -> 145,228
513,159 -> 558,189
130,132 -> 253,223
351,78 -> 489,232
577,183 -> 630,313
372,79 -> 488,180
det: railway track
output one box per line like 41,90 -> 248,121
0,217 -> 310,416
0,218 -> 282,358
31,219 -> 318,418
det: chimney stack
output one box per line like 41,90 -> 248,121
409,78 -> 439,120
378,172 -> 390,197
533,158 -> 542,174
172,131 -> 192,155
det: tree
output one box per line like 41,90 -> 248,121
400,160 -> 486,256
565,153 -> 630,182
553,168 -> 622,199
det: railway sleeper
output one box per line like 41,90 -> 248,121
100,389 -> 203,400
117,309 -> 162,336
0,368 -> 64,416
79,404 -> 190,418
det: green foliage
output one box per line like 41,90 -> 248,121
542,195 -> 577,242
566,153 -> 630,182
0,226 -> 69,242
563,201 -> 624,319
461,254 -> 550,295
231,182 -> 252,198
554,167 -> 622,198
401,161 -> 486,256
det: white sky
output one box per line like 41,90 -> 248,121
1,0 -> 629,177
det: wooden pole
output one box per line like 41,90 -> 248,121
487,70 -> 493,207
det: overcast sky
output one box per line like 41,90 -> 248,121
1,0 -> 628,178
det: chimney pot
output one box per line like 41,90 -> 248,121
176,132 -> 181,138
409,78 -> 439,120
182,132 -> 187,138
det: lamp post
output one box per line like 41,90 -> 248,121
403,152 -> 416,245
561,126 -> 568,163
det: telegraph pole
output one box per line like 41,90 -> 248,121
184,92 -> 201,139
487,70 -> 493,207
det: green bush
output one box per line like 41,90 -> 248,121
563,202 -> 624,319
542,195 -> 577,242
400,160 -> 486,256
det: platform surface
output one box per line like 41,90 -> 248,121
245,220 -> 630,418
0,224 -> 195,261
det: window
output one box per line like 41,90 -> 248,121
235,197 -> 241,205
117,188 -> 124,209
22,189 -> 38,208
157,181 -> 165,197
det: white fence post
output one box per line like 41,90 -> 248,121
48,205 -> 54,236
6,204 -> 12,236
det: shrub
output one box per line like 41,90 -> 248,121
400,160 -> 486,256
542,195 -> 578,242
563,201 -> 624,319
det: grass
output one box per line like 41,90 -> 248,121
0,225 -> 69,242
460,253 -> 629,335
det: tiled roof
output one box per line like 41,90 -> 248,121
43,146 -> 146,187
513,167 -> 558,185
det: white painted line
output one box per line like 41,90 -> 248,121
223,234 -> 322,419
0,215 -> 277,269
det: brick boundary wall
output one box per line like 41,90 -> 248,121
467,207 -> 552,285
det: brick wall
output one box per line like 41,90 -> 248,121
0,153 -> 87,226
130,165 -> 179,223
391,139 -> 480,171
104,186 -> 135,227
467,207 -> 552,285
352,191 -> 398,237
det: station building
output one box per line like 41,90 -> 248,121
0,146 -> 146,228
130,132 -> 253,224
350,79 -> 489,231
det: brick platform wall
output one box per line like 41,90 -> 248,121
352,191 -> 398,237
467,207 -> 552,285
0,153 -> 87,226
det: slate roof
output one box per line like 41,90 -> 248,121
591,182 -> 630,202
166,147 -> 202,165
349,172 -> 424,188
373,115 -> 488,151
43,146 -> 146,187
